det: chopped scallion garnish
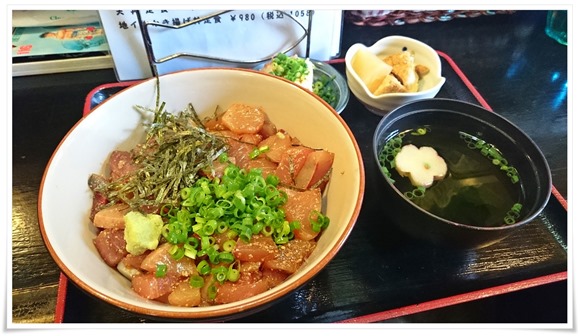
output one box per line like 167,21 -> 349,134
189,275 -> 204,288
155,264 -> 167,278
309,210 -> 330,233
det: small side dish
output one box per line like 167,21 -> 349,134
351,48 -> 431,96
261,53 -> 339,107
345,36 -> 446,116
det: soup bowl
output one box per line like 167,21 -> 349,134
38,68 -> 364,320
372,98 -> 552,249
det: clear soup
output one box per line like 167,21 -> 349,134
378,125 -> 524,227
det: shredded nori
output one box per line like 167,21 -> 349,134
96,102 -> 228,210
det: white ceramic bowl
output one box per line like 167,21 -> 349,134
38,68 -> 365,320
345,35 -> 446,116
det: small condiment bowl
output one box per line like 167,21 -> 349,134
345,35 -> 446,116
254,58 -> 349,114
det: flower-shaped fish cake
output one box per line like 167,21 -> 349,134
395,144 -> 447,187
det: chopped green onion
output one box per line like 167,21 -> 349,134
378,133 -> 407,183
239,226 -> 252,242
262,225 -> 274,236
191,223 -> 203,234
241,216 -> 253,227
159,204 -> 174,217
216,221 -> 228,233
183,243 -> 197,260
200,236 -> 212,250
212,266 -> 228,283
203,219 -> 217,235
189,275 -> 204,288
187,236 -> 199,249
233,190 -> 246,210
207,284 -> 218,300
222,239 -> 236,252
218,251 -> 235,264
289,220 -> 301,231
267,53 -> 310,82
313,74 -> 338,106
160,163 -> 331,288
411,127 -> 429,136
219,152 -> 229,163
169,244 -> 185,260
310,210 -> 330,233
252,222 -> 264,234
249,145 -> 270,159
274,235 -> 289,244
226,230 -> 238,240
180,187 -> 192,200
265,174 -> 279,186
197,260 -> 211,275
206,246 -> 221,264
155,264 -> 167,278
459,131 -> 521,185
227,268 -> 240,282
504,202 -> 523,225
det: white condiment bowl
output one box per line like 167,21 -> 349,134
345,35 -> 446,116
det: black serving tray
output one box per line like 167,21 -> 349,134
55,52 -> 567,323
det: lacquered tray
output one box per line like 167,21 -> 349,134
55,51 -> 567,323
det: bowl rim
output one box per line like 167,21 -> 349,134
38,67 -> 366,319
345,35 -> 446,100
372,97 -> 552,231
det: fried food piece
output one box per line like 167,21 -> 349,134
352,48 -> 431,95
373,74 -> 407,95
383,51 -> 419,92
415,64 -> 431,79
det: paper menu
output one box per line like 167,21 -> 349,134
98,9 -> 343,82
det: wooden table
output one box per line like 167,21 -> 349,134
12,10 -> 568,324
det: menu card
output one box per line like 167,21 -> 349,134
98,9 -> 343,81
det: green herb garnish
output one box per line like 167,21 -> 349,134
267,53 -> 310,83
155,264 -> 167,277
504,202 -> 523,225
313,74 -> 338,107
459,131 -> 520,184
